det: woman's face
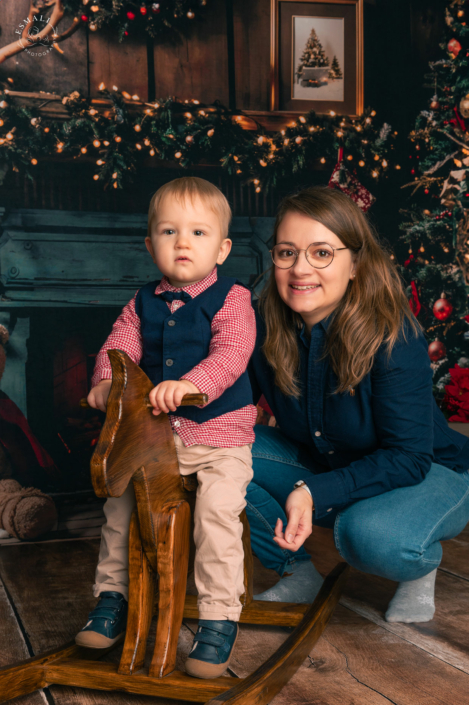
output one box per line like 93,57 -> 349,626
274,211 -> 356,332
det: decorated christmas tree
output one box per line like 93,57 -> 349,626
297,28 -> 330,79
329,55 -> 343,80
398,0 -> 469,421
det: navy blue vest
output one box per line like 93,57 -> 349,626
134,276 -> 254,423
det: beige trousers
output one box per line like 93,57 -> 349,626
93,433 -> 253,621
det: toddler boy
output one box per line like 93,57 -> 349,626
75,177 -> 257,678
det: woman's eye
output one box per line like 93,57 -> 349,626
279,249 -> 295,258
314,249 -> 331,258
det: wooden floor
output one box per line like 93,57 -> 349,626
1,520 -> 469,705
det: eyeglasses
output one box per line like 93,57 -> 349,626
270,243 -> 349,270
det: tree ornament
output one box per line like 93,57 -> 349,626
459,94 -> 469,118
433,293 -> 453,320
447,38 -> 462,56
428,340 -> 447,362
126,10 -> 136,20
140,5 -> 147,15
152,3 -> 160,12
328,162 -> 376,212
430,95 -> 440,110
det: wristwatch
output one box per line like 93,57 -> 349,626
293,480 -> 312,497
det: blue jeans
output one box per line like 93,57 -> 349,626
245,425 -> 469,582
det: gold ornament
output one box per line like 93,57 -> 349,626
459,94 -> 469,118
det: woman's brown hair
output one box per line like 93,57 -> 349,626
259,186 -> 420,397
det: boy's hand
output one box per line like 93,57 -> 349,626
149,379 -> 201,415
87,379 -> 112,412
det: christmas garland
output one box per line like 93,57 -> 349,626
0,86 -> 396,193
64,1 -> 207,41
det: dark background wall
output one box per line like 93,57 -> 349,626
0,0 -> 447,224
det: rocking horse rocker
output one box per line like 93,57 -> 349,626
0,350 -> 349,705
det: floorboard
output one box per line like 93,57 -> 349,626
0,521 -> 468,704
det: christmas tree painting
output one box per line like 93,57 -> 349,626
398,0 -> 469,421
297,28 -> 330,81
329,55 -> 343,80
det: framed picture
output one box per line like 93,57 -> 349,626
270,0 -> 364,117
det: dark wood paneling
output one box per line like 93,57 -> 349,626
152,2 -> 229,105
0,1 -> 88,95
233,0 -> 271,111
88,26 -> 148,101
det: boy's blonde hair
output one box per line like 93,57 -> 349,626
147,177 -> 232,239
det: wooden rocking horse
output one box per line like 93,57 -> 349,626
0,350 -> 349,704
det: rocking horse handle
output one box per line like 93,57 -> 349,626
79,393 -> 208,409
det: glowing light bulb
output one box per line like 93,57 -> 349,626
359,160 -> 365,167
31,158 -> 38,165
93,140 -> 101,148
98,83 -> 105,91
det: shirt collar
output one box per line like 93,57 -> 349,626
299,312 -> 334,348
154,266 -> 218,299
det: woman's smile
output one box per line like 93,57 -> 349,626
289,281 -> 321,294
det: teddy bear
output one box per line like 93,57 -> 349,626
0,324 -> 58,540
0,478 -> 57,540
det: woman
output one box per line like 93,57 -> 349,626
246,186 -> 469,623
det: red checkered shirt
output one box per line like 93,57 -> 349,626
92,267 -> 257,447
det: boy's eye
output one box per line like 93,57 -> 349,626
163,229 -> 175,235
194,230 -> 204,236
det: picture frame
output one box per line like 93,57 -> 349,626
270,0 -> 364,117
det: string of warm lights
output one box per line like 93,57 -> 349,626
63,0 -> 207,40
0,84 -> 396,192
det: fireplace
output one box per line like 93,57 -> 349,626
0,208 -> 274,490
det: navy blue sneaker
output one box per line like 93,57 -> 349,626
75,591 -> 128,648
185,619 -> 239,679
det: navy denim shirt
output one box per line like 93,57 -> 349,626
249,303 -> 469,521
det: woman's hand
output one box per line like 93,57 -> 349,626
87,379 -> 112,412
273,488 -> 313,552
149,379 -> 201,415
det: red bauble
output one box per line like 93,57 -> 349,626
428,340 -> 447,362
140,5 -> 147,15
448,38 -> 462,56
81,14 -> 88,21
126,11 -> 136,20
433,295 -> 453,321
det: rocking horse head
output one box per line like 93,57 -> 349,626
90,350 -> 186,506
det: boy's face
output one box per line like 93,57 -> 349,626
145,193 -> 232,288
